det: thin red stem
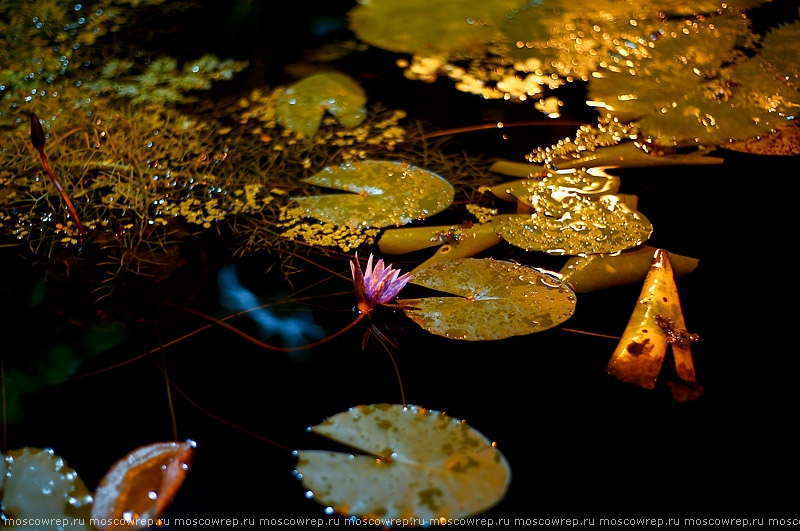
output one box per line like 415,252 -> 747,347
150,360 -> 293,452
36,147 -> 87,238
159,298 -> 365,353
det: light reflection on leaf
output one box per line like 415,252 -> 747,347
91,441 -> 196,530
293,160 -> 455,228
492,193 -> 653,256
295,404 -> 510,520
399,258 -> 575,341
606,250 -> 703,400
559,245 -> 699,293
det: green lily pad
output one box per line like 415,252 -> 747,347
399,258 -> 575,341
492,194 -> 653,255
293,160 -> 455,228
276,72 -> 367,137
349,0 -> 517,56
295,404 -> 510,520
1,448 -> 93,529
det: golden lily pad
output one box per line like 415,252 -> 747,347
607,250 -> 702,400
559,245 -> 699,293
488,172 -> 621,209
276,72 -> 367,137
295,404 -> 510,520
293,160 -> 455,228
399,258 -> 575,341
492,194 -> 653,255
1,448 -> 93,530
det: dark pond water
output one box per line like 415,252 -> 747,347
3,1 -> 798,528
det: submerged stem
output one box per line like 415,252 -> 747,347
150,361 -> 293,452
158,298 -> 365,353
379,339 -> 407,406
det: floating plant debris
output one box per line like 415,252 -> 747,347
399,258 -> 575,341
293,160 -> 455,228
0,448 -> 93,528
492,194 -> 653,255
295,404 -> 510,520
276,72 -> 368,137
559,245 -> 699,293
91,441 -> 196,530
606,249 -> 703,400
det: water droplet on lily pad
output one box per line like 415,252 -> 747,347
91,441 -> 195,530
399,258 -> 575,341
293,160 -> 455,228
276,72 -> 367,137
295,404 -> 510,520
492,194 -> 652,255
0,447 -> 93,529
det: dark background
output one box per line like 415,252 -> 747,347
5,0 -> 798,527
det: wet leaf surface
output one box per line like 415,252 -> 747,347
559,245 -> 699,293
276,72 -> 367,137
378,223 -> 502,275
293,160 -> 455,228
399,258 -> 575,341
91,441 -> 196,530
349,0 -> 517,56
606,250 -> 702,399
492,194 -> 653,255
488,172 -> 621,209
1,448 -> 93,530
295,404 -> 510,520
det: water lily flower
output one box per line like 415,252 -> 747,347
350,253 -> 412,315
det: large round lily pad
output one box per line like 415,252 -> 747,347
276,72 -> 367,137
293,160 -> 455,228
1,448 -> 93,530
492,194 -> 652,255
295,404 -> 510,521
399,258 -> 575,341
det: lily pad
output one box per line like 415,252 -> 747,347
487,171 -> 621,208
91,441 -> 196,530
559,245 -> 699,293
1,447 -> 93,530
276,72 -> 367,137
492,194 -> 653,255
293,160 -> 455,228
399,258 -> 575,341
349,0 -> 517,56
295,404 -> 510,520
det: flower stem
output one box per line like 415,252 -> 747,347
158,298 -> 365,353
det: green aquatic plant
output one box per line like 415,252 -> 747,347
399,258 -> 576,341
348,0 -> 799,147
295,404 -> 511,521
